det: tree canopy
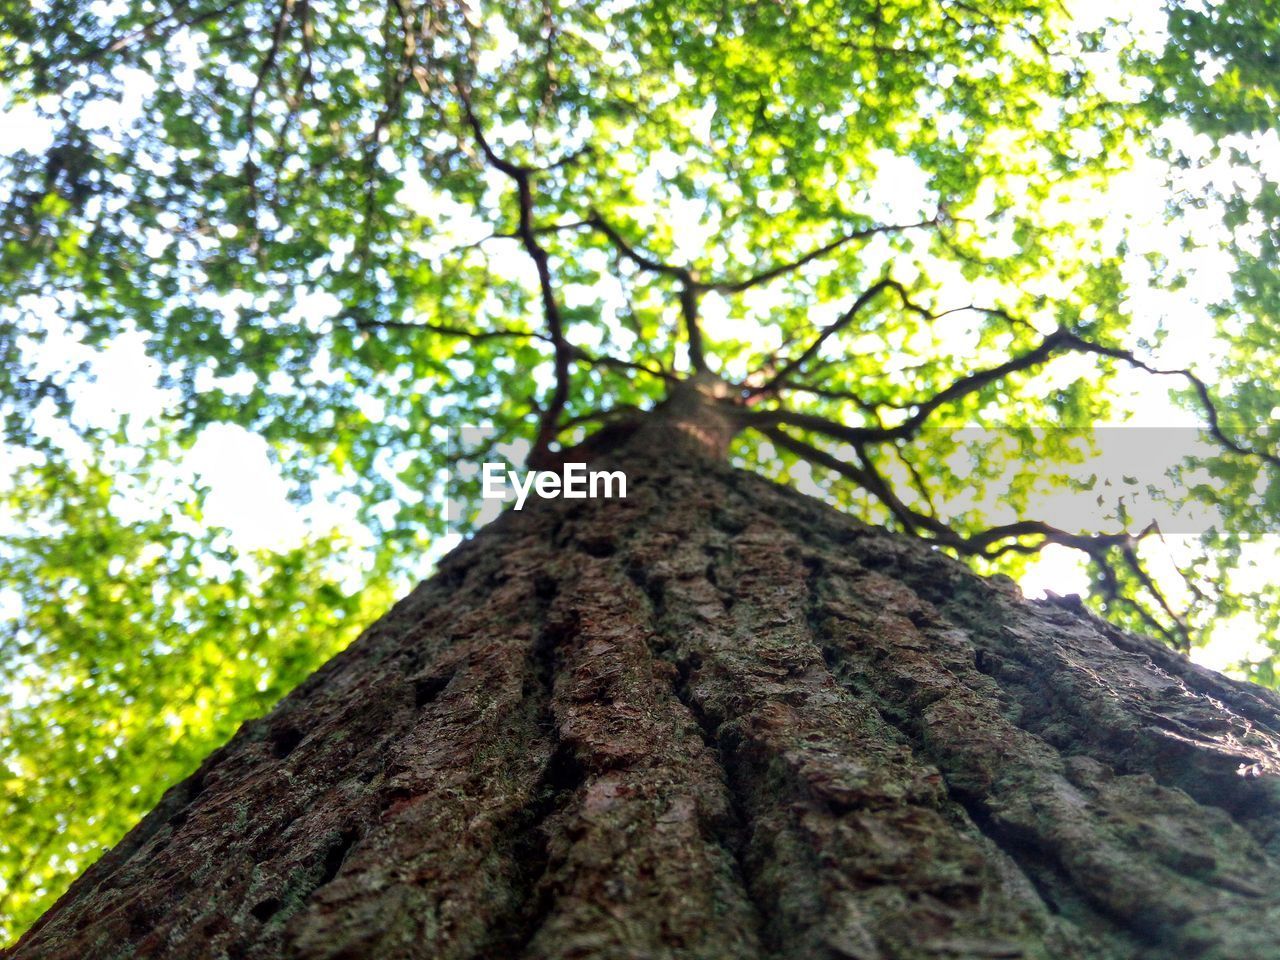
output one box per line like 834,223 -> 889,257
2,0 -> 1279,943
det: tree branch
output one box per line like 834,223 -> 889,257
758,423 -> 1147,552
62,0 -> 248,68
750,277 -> 960,397
680,282 -> 708,372
754,279 -> 895,394
586,211 -> 707,371
567,344 -> 678,383
1056,333 -> 1280,469
1119,542 -> 1192,652
746,326 -> 1085,445
586,210 -> 694,281
706,217 -> 939,295
457,83 -> 573,465
587,212 -> 938,376
244,0 -> 295,143
341,312 -> 550,344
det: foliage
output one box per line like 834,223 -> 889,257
0,430 -> 391,940
1136,0 -> 1280,683
0,0 -> 1279,942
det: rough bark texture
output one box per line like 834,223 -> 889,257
11,429 -> 1280,959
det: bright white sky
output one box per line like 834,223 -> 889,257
1,0 -> 1275,673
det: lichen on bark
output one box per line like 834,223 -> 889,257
11,428 -> 1280,960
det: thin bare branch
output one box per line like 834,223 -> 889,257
756,422 -> 1148,559
750,277 -> 964,396
1120,543 -> 1193,652
457,84 -> 574,464
754,279 -> 894,394
343,313 -> 551,344
567,344 -> 678,383
706,218 -> 939,295
244,0 -> 295,143
586,211 -> 694,282
586,211 -> 707,371
745,326 -> 1082,444
1056,333 -> 1280,469
61,0 -> 248,68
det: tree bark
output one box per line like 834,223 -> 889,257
11,420 -> 1280,960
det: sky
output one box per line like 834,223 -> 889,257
1,0 -> 1276,674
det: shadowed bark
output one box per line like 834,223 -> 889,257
10,416 -> 1280,960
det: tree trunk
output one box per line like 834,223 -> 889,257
11,416 -> 1280,960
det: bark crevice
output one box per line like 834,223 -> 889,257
623,557 -> 775,956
